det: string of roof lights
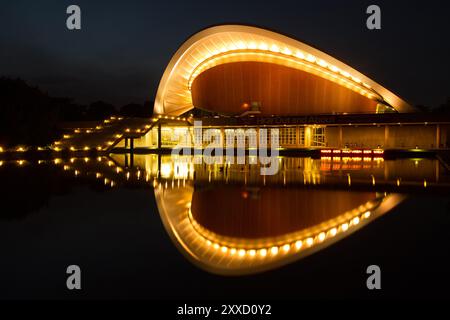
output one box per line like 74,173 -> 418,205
158,193 -> 383,266
186,47 -> 384,103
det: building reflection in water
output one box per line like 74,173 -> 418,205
2,154 -> 447,274
137,154 -> 438,275
155,172 -> 404,275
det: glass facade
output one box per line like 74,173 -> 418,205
117,125 -> 329,149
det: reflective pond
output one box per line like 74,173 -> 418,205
1,155 -> 450,299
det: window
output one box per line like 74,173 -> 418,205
280,127 -> 297,146
312,127 -> 326,147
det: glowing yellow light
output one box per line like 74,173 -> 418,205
96,126 -> 102,130
107,141 -> 114,145
318,232 -> 326,242
63,135 -> 71,139
0,146 -> 3,152
270,246 -> 279,255
230,248 -> 237,255
330,65 -> 339,72
206,240 -> 212,246
306,54 -> 316,62
70,146 -> 76,151
295,51 -> 305,59
328,228 -> 337,237
259,43 -> 269,51
282,47 -> 292,55
54,158 -> 62,165
270,44 -> 279,52
352,217 -> 360,225
221,246 -> 228,253
97,146 -> 102,151
70,158 -> 75,163
249,249 -> 256,257
306,237 -> 314,246
238,249 -> 246,257
116,167 -> 121,173
295,240 -> 303,250
213,243 -> 219,250
84,146 -> 90,151
74,170 -> 79,176
17,160 -> 24,166
282,244 -> 290,253
424,179 -> 427,188
96,173 -> 101,178
125,128 -> 131,133
54,147 -> 61,152
86,130 -> 92,133
17,147 -> 25,152
84,157 -> 89,163
317,59 -> 327,68
363,211 -> 371,219
259,248 -> 267,257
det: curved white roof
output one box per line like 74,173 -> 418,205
154,25 -> 414,116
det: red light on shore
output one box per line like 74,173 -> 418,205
321,149 -> 332,153
373,149 -> 384,154
332,150 -> 341,154
363,150 -> 372,154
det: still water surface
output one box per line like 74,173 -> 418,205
1,155 -> 449,299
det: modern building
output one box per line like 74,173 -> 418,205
116,25 -> 450,151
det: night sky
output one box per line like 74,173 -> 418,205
1,0 -> 449,108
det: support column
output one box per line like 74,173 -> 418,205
384,125 -> 389,149
436,158 -> 440,183
436,124 -> 441,149
158,122 -> 162,149
305,126 -> 312,147
130,138 -> 134,168
157,154 -> 162,180
221,127 -> 225,149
